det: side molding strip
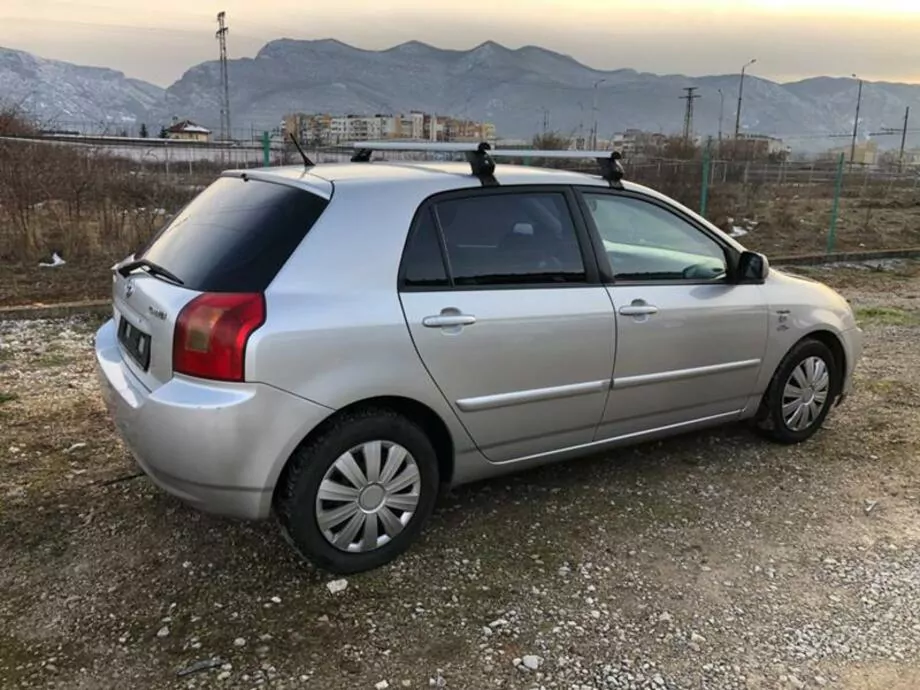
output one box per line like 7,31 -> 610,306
456,379 -> 610,412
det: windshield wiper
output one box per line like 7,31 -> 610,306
117,258 -> 185,286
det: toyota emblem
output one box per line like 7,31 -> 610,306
125,279 -> 135,300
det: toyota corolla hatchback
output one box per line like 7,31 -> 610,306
95,144 -> 863,573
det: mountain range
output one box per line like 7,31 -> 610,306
3,40 -> 920,152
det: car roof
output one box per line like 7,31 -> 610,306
224,161 -> 746,253
230,161 -> 612,199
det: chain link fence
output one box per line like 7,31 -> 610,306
3,134 -> 919,265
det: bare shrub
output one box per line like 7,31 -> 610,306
0,109 -> 199,262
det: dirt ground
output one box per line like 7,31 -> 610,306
1,262 -> 919,689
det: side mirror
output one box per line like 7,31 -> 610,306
736,251 -> 769,284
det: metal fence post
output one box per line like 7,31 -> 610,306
700,148 -> 711,217
262,131 -> 270,167
827,153 -> 845,254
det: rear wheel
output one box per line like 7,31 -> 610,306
755,339 -> 838,444
276,408 -> 439,574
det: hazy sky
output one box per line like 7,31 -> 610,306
2,0 -> 920,86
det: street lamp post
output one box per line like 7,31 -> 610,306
592,78 -> 606,150
717,88 -> 725,144
734,58 -> 757,138
849,74 -> 864,167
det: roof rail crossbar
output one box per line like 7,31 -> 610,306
347,141 -> 626,187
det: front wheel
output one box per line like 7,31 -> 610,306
755,339 -> 838,444
276,409 -> 440,574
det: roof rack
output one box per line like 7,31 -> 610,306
348,141 -> 625,188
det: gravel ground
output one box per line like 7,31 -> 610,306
1,263 -> 919,690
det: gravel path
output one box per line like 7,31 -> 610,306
1,264 -> 919,690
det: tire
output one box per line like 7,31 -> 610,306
755,339 -> 839,444
275,407 -> 440,574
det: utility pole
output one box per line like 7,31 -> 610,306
681,87 -> 700,143
216,11 -> 231,144
717,88 -> 725,144
734,58 -> 757,138
899,106 -> 910,173
592,78 -> 606,150
849,74 -> 863,167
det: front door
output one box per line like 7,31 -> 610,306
399,188 -> 616,462
577,190 -> 770,439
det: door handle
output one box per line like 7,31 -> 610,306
422,314 -> 477,328
618,303 -> 659,317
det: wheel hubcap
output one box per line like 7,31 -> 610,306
315,441 -> 421,553
782,356 -> 831,432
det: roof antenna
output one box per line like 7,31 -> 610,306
289,132 -> 314,168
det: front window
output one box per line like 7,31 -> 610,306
584,194 -> 727,282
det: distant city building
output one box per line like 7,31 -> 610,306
569,129 -> 668,157
283,112 -> 496,145
826,140 -> 879,167
165,119 -> 211,142
902,148 -> 920,169
735,133 -> 790,158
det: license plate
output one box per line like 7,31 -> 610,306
117,317 -> 151,371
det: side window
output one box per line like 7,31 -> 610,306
433,193 -> 586,286
584,194 -> 727,282
402,209 -> 449,288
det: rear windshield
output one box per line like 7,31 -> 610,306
139,176 -> 328,292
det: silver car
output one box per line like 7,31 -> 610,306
95,146 -> 863,573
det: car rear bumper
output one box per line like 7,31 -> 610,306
94,318 -> 333,519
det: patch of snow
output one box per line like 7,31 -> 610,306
39,252 -> 66,267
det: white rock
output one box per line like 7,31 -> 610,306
217,671 -> 231,681
375,681 -> 390,690
270,596 -> 282,604
658,612 -> 672,623
327,579 -> 349,594
156,626 -> 170,638
522,655 -> 543,670
690,632 -> 706,644
233,637 -> 246,647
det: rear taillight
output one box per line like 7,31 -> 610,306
173,293 -> 265,382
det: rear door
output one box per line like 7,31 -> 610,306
112,174 -> 329,390
576,190 -> 769,439
399,187 -> 616,463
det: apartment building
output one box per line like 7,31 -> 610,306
283,111 -> 496,144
